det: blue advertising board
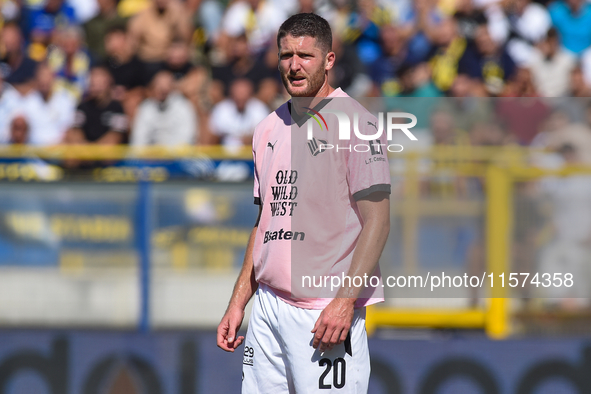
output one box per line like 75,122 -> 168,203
0,330 -> 588,394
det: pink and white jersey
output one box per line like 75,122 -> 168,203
252,88 -> 390,309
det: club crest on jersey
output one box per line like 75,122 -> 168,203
307,137 -> 328,156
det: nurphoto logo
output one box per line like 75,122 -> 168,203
305,111 -> 418,153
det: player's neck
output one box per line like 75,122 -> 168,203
290,81 -> 335,115
315,79 -> 335,99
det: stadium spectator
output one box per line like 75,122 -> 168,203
24,0 -> 77,50
0,64 -> 71,146
220,0 -> 287,55
162,40 -> 195,81
158,38 -> 214,144
452,0 -> 488,42
569,65 -> 591,97
328,36 -> 372,97
211,33 -> 277,101
209,78 -> 267,148
0,22 -> 38,88
0,62 -> 76,145
8,115 -> 29,144
501,67 -> 539,97
255,42 -> 284,108
496,96 -> 550,144
429,17 -> 467,93
65,66 -> 128,145
532,108 -> 591,165
162,39 -> 210,116
104,25 -> 145,91
370,24 -> 411,96
548,0 -> 591,55
527,28 -> 576,97
103,25 -> 146,118
430,110 -> 467,145
436,88 -> 494,132
27,63 -> 76,145
47,26 -> 91,100
131,70 -> 197,146
396,62 -> 441,97
324,0 -> 355,41
127,0 -> 192,81
345,0 -> 393,66
84,0 -> 127,61
186,0 -> 224,43
470,120 -> 513,146
458,23 -> 516,95
502,0 -> 552,66
400,0 -> 442,65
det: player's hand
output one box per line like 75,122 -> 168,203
311,298 -> 355,352
217,305 -> 246,352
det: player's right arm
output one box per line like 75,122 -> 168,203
216,205 -> 261,352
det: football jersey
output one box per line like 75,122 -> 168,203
252,88 -> 390,309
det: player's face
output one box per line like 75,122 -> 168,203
278,35 -> 334,97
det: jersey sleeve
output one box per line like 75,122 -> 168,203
347,112 -> 391,200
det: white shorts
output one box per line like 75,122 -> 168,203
242,283 -> 370,394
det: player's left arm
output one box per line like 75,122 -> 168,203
312,191 -> 390,352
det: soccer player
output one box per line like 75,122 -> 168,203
217,13 -> 391,393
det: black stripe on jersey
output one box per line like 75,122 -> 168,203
353,184 -> 391,201
254,197 -> 261,205
344,332 -> 352,357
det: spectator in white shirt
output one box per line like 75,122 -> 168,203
131,70 -> 197,146
0,64 -> 76,145
209,78 -> 268,148
28,63 -> 76,145
528,28 -> 576,97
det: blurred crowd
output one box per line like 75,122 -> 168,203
1,0 -> 591,149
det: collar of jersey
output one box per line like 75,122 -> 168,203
288,97 -> 333,128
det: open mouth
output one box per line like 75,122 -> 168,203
289,76 -> 306,86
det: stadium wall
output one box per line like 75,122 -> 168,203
0,330 -> 588,394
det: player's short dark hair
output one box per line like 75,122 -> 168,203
277,13 -> 332,54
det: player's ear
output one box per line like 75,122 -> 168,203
325,50 -> 335,71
